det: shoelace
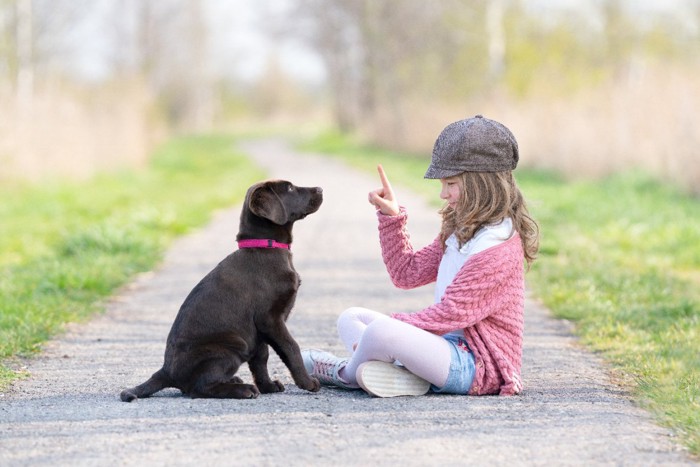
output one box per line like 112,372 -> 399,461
312,359 -> 339,383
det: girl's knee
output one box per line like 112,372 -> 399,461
337,306 -> 365,329
337,306 -> 382,329
339,306 -> 366,320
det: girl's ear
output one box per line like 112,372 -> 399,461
248,183 -> 289,225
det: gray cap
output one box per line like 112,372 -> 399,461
424,115 -> 519,179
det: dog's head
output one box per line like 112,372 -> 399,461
246,180 -> 323,225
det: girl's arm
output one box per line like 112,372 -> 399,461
377,209 -> 442,289
369,165 -> 441,289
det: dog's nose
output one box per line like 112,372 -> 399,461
314,187 -> 323,194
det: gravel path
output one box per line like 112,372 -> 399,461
0,140 -> 694,466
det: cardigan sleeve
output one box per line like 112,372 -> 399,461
391,235 -> 523,332
377,208 -> 442,290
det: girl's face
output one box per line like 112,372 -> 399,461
440,176 -> 461,209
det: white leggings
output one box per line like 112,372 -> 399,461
336,307 -> 452,387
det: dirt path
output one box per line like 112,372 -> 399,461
0,140 -> 694,466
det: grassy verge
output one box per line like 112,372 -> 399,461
0,135 -> 264,389
300,130 -> 700,456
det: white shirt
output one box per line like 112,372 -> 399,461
435,218 -> 514,339
434,218 -> 514,304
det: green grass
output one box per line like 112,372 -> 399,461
300,130 -> 700,456
0,135 -> 264,388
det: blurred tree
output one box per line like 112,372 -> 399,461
601,0 -> 636,75
288,0 -> 465,140
284,0 -> 699,130
15,0 -> 32,105
487,0 -> 506,79
289,0 -> 359,131
123,0 -> 214,130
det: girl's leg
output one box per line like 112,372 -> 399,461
336,307 -> 387,354
337,311 -> 452,387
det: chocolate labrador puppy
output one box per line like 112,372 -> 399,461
120,179 -> 322,401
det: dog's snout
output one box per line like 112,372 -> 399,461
313,187 -> 323,194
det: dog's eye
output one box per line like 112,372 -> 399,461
287,185 -> 294,192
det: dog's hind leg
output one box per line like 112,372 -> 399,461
120,368 -> 171,402
191,380 -> 260,399
189,359 -> 259,399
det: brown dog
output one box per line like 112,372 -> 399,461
120,180 -> 322,401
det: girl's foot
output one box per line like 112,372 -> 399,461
356,361 -> 431,397
301,349 -> 357,389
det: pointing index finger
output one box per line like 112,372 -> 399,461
377,164 -> 393,191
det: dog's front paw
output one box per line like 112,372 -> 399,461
258,380 -> 285,394
303,377 -> 321,393
120,390 -> 137,402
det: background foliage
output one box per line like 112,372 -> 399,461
2,1 -> 699,190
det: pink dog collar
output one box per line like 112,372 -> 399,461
237,239 -> 291,250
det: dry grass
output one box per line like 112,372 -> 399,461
504,64 -> 700,193
0,79 -> 163,182
360,63 -> 700,195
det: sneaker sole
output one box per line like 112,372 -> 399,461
356,361 -> 431,398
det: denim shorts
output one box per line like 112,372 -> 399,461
430,335 -> 476,395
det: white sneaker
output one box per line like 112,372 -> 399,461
356,361 -> 431,398
301,349 -> 355,389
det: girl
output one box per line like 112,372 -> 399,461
302,115 -> 539,397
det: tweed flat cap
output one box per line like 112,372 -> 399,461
424,115 -> 519,179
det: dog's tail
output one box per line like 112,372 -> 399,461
120,368 -> 170,402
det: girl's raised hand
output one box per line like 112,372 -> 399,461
368,164 -> 400,216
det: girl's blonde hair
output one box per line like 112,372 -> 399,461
439,171 -> 539,268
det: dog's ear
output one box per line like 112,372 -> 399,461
248,184 -> 289,225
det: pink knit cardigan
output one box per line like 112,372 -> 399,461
377,209 -> 525,396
